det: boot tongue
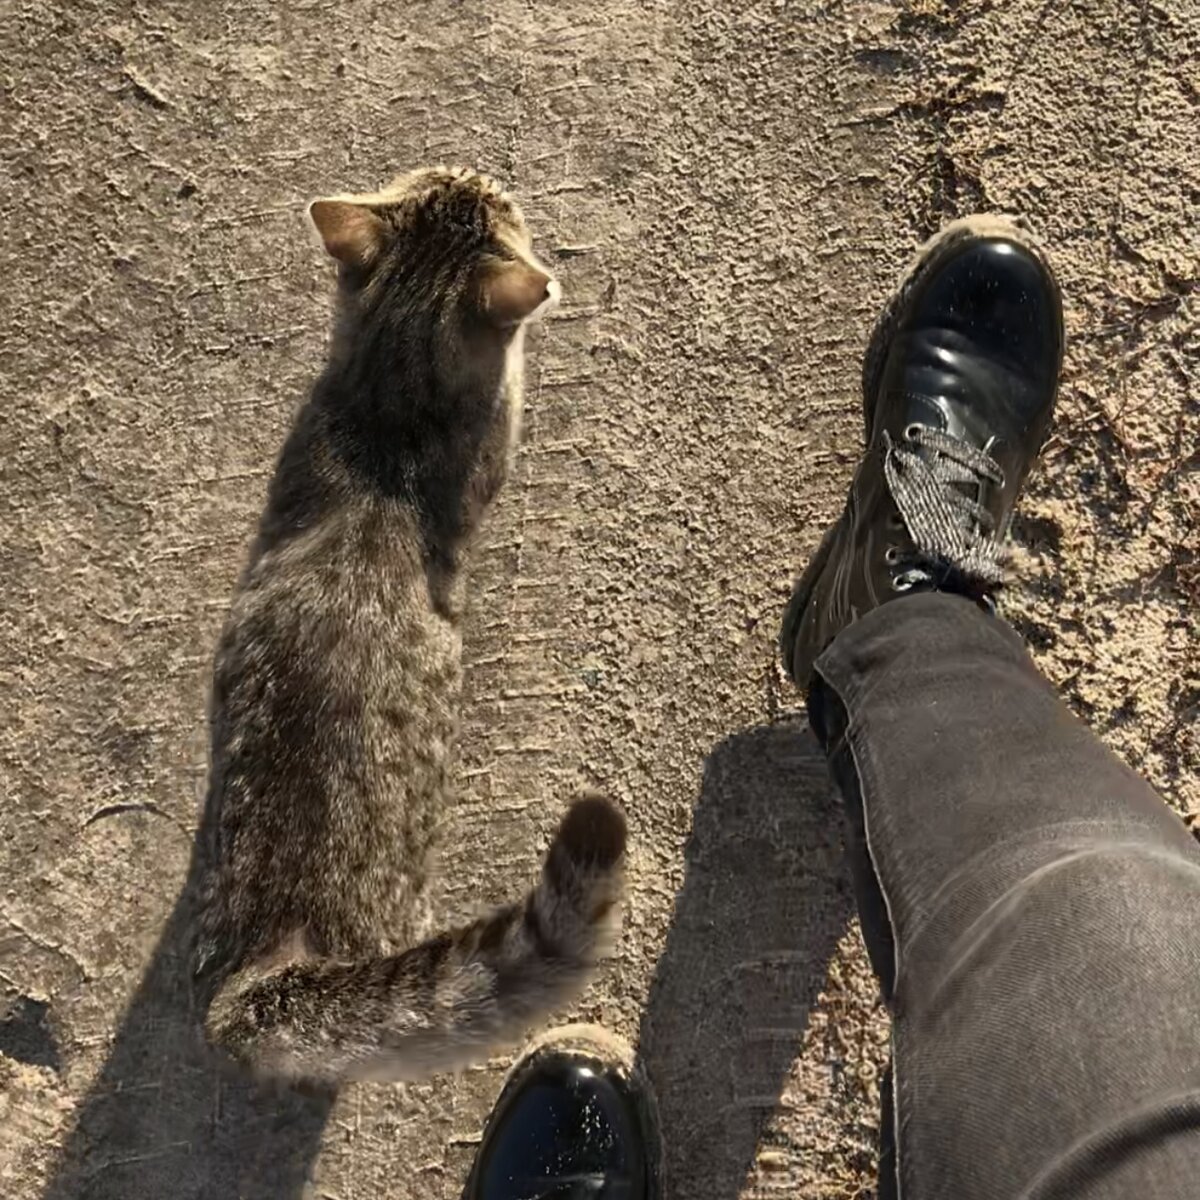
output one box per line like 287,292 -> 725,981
901,392 -> 997,510
899,371 -> 997,450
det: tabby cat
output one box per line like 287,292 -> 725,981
192,168 -> 626,1087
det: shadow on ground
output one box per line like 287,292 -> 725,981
41,724 -> 849,1199
636,722 -> 854,1197
40,844 -> 331,1200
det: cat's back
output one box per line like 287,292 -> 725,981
200,490 -> 462,970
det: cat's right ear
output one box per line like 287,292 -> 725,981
307,199 -> 388,271
479,261 -> 560,327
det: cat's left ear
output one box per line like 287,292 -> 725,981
308,197 -> 388,270
479,260 -> 561,327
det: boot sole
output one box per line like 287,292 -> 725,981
780,215 -> 1060,685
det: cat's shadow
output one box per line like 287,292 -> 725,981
635,721 -> 855,1199
41,724 -> 852,1199
40,838 -> 331,1200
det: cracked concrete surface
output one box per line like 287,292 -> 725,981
1,0 -> 1196,1196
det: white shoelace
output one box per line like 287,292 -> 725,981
882,424 -> 1007,587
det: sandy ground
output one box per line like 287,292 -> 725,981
1,0 -> 1196,1196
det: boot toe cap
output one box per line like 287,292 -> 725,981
465,1051 -> 655,1199
909,236 -> 1063,388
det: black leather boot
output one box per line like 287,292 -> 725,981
462,1027 -> 660,1200
781,216 -> 1064,690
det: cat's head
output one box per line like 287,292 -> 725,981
307,167 -> 559,362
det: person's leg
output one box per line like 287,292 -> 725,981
815,594 -> 1200,1200
782,217 -> 1200,1199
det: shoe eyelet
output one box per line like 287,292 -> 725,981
887,510 -> 906,530
891,568 -> 928,594
903,422 -> 924,443
884,545 -> 902,565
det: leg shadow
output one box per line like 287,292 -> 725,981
40,845 -> 331,1200
635,722 -> 853,1198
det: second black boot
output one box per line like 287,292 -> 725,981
462,1025 -> 660,1199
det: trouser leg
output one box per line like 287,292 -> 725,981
810,592 -> 1200,1200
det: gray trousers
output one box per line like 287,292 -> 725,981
810,592 -> 1200,1200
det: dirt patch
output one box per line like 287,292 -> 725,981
1,0 -> 1196,1197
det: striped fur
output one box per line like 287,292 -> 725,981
204,797 -> 625,1085
192,168 -> 624,1087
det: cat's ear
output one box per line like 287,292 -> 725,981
479,261 -> 560,327
307,198 -> 388,270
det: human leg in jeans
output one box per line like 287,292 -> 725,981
457,219 -> 1200,1200
781,218 -> 1200,1200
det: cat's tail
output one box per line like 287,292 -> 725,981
204,794 -> 627,1087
